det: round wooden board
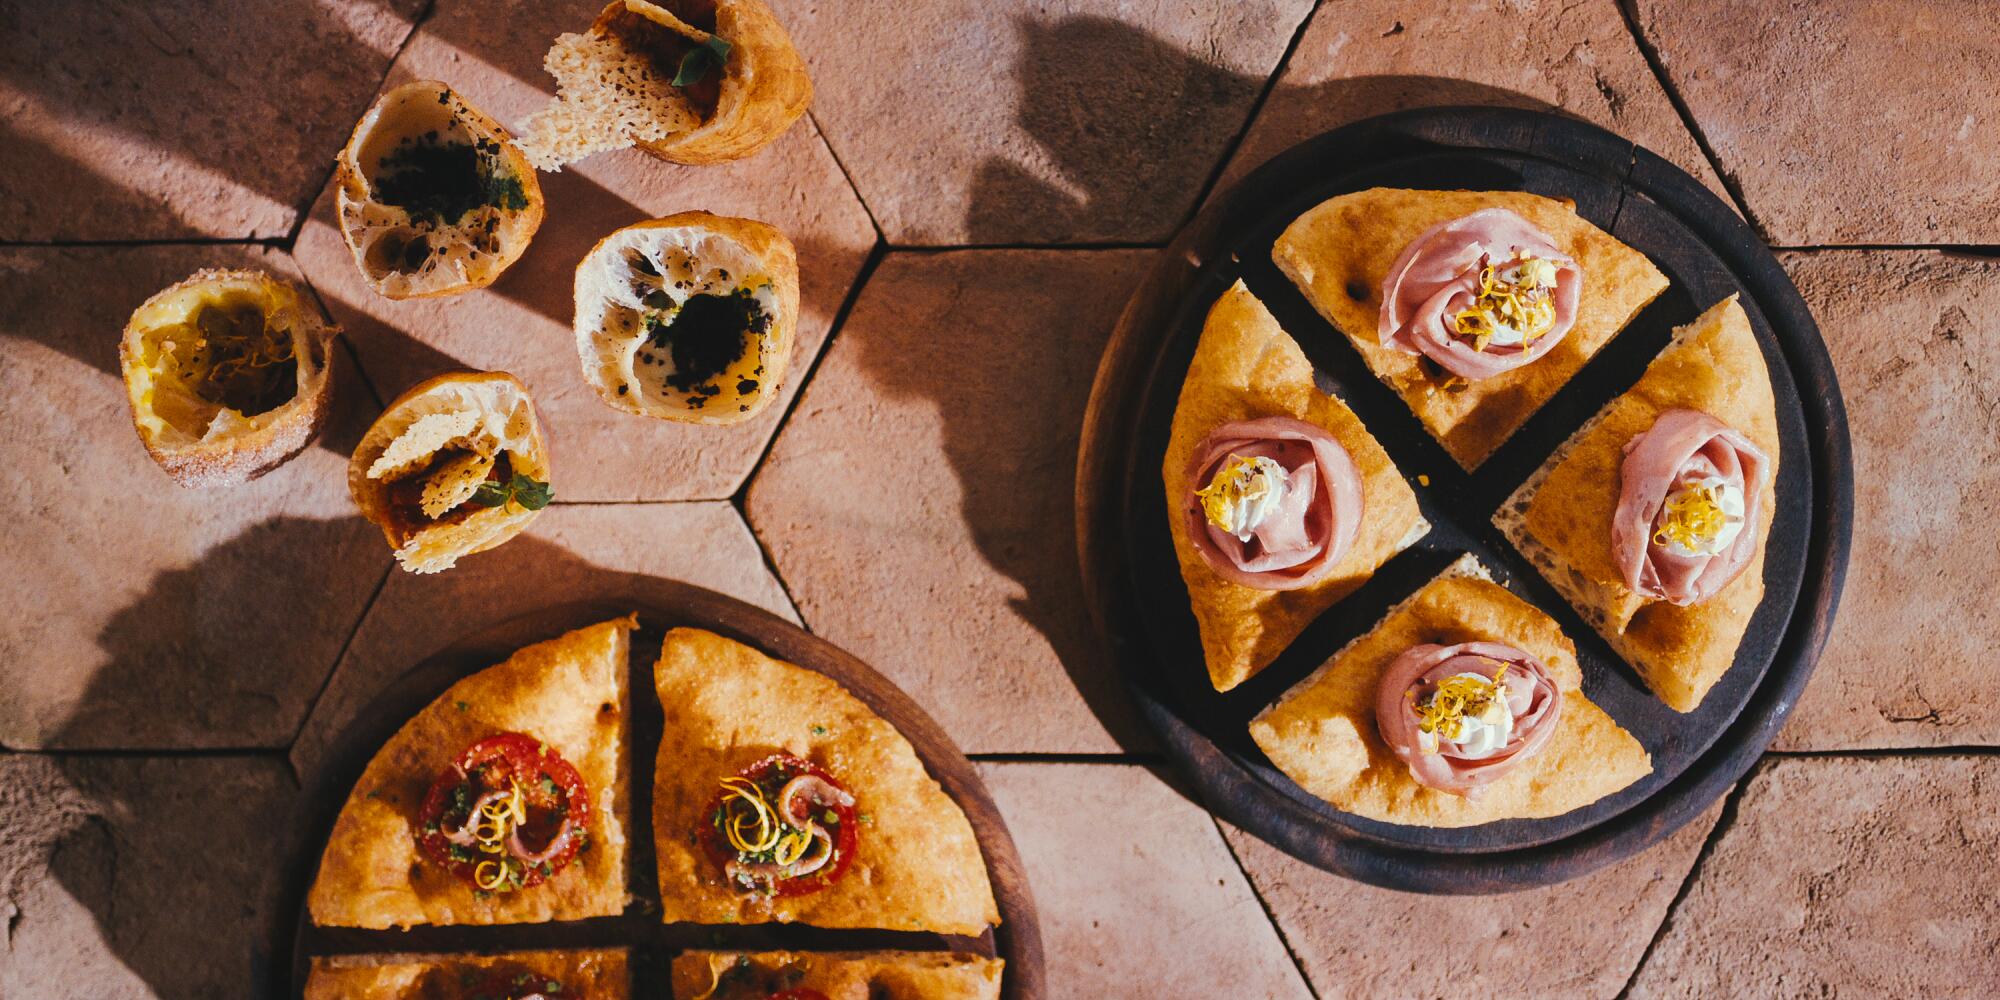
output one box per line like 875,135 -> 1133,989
1076,107 -> 1853,893
280,579 -> 1043,998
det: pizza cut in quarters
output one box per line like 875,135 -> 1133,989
652,628 -> 999,935
308,615 -> 636,929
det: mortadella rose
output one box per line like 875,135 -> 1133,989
1184,415 -> 1364,591
1378,207 -> 1582,381
1375,641 -> 1562,797
1612,407 -> 1768,606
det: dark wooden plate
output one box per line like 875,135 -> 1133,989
279,580 -> 1044,997
1076,107 -> 1852,892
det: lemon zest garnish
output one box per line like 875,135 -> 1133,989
1452,253 -> 1559,351
1194,454 -> 1280,533
719,777 -> 784,854
1412,663 -> 1509,745
1654,481 -> 1732,551
473,859 -> 508,891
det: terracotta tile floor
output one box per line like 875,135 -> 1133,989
3,1 -> 1994,995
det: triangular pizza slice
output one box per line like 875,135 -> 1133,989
1164,280 -> 1427,691
652,628 -> 998,935
308,616 -> 635,928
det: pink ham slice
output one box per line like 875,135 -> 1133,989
1612,408 -> 1768,605
1184,415 -> 1364,591
1374,641 -> 1562,797
1377,207 -> 1582,380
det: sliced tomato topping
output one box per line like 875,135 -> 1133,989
698,753 -> 857,898
415,731 -> 590,892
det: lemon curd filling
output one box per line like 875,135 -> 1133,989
1412,663 -> 1515,756
1652,475 -> 1746,557
1194,454 -> 1290,541
1452,254 -> 1560,352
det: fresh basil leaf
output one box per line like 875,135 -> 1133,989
672,34 -> 732,86
510,474 -> 553,510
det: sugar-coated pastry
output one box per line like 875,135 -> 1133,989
120,268 -> 338,487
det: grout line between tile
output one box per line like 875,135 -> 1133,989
1765,744 -> 2000,759
1772,243 -> 2000,256
278,0 -> 439,253
731,237 -> 889,503
1614,767 -> 1754,999
966,752 -> 1165,765
805,109 -> 887,244
279,559 -> 396,776
1210,814 -> 1322,1000
732,491 -> 809,628
0,237 -> 288,249
1170,0 -> 1325,233
1614,0 -> 1760,228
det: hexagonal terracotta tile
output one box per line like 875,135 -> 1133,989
1221,802 -> 1723,996
787,1 -> 1316,244
0,753 -> 298,997
979,762 -> 1313,999
1634,0 -> 2000,244
1774,251 -> 2000,750
1627,756 -> 2000,996
293,0 -> 877,502
290,501 -> 798,778
745,249 -> 1153,754
0,0 -> 423,240
0,245 -> 390,750
1211,0 -> 1726,202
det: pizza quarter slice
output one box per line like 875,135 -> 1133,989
1495,294 -> 1780,711
670,950 -> 1002,1000
1250,555 -> 1650,827
307,615 -> 635,929
305,948 -> 628,999
653,628 -> 999,935
1274,188 -> 1668,469
1165,280 -> 1428,691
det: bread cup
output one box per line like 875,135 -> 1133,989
120,268 -> 338,487
573,212 -> 799,425
349,371 -> 552,574
335,81 -> 545,300
519,0 -> 813,169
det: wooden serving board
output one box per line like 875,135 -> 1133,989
280,580 -> 1044,998
1076,106 -> 1852,892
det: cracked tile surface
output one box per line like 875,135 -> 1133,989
1211,0 -> 1726,202
0,245 -> 390,750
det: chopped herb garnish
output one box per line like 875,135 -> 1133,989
810,725 -> 827,736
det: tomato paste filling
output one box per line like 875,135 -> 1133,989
416,732 -> 590,893
606,2 -> 723,118
383,450 -> 515,541
699,754 -> 857,898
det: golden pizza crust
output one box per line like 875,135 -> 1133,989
307,616 -> 635,929
1494,295 -> 1780,711
1250,556 -> 1651,827
305,948 -> 629,999
1164,281 -> 1429,691
652,628 -> 999,935
1272,188 -> 1668,469
670,950 -> 1003,1000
